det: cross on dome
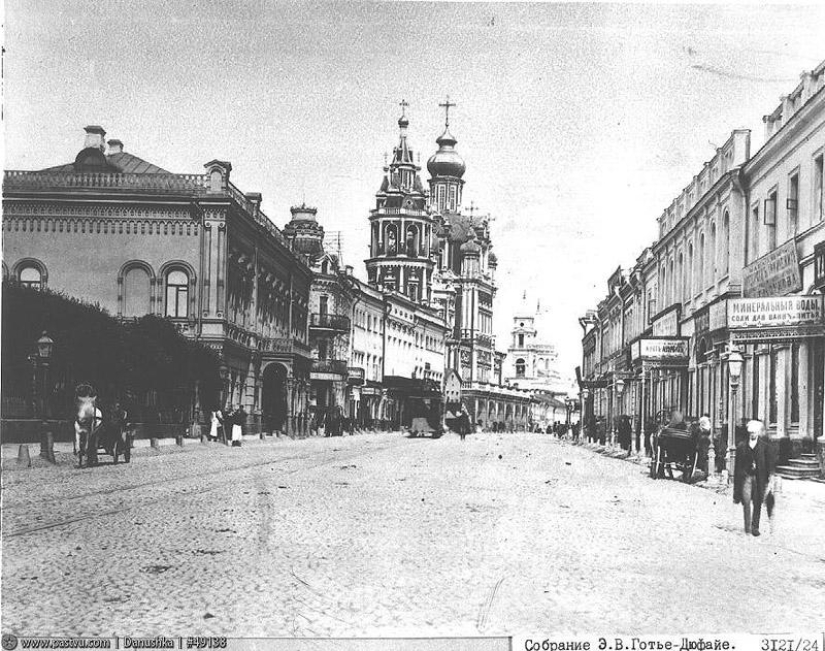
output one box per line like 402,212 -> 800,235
439,96 -> 456,127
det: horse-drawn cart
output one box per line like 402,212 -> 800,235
649,425 -> 699,482
74,384 -> 133,467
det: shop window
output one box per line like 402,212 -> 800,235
769,347 -> 778,425
165,269 -> 189,318
791,343 -> 800,423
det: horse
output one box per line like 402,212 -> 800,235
649,422 -> 700,482
74,394 -> 103,468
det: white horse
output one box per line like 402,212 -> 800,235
74,393 -> 102,467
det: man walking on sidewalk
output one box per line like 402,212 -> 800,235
733,420 -> 775,537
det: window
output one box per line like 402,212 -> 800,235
515,358 -> 526,378
791,343 -> 800,423
721,212 -> 730,274
687,242 -> 694,299
815,154 -> 824,223
697,234 -> 705,293
318,339 -> 328,360
788,173 -> 799,235
710,223 -> 717,282
123,266 -> 151,317
319,295 -> 328,316
518,333 -> 524,347
19,266 -> 42,290
750,205 -> 760,263
165,269 -> 189,318
765,190 -> 777,250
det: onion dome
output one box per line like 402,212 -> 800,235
427,128 -> 466,178
460,230 -> 481,257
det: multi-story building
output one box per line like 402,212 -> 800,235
3,125 -> 314,434
736,62 -> 825,456
579,58 -> 825,466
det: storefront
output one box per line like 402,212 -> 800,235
728,294 -> 825,458
630,337 -> 690,452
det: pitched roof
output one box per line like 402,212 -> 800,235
41,151 -> 170,174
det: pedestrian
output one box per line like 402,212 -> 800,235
733,420 -> 776,537
230,405 -> 244,447
210,407 -> 224,443
696,415 -> 712,476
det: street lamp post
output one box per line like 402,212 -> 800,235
613,377 -> 625,448
581,387 -> 591,441
726,346 -> 744,483
30,331 -> 54,461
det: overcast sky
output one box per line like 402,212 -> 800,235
4,1 -> 825,379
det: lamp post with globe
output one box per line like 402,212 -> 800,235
726,345 -> 744,483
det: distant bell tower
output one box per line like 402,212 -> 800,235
511,291 -> 538,350
427,96 -> 466,215
365,101 -> 435,304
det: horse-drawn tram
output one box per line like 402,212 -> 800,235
74,383 -> 133,467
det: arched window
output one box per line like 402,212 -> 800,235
722,211 -> 730,274
19,266 -> 43,290
687,242 -> 694,299
697,234 -> 705,292
710,222 -> 717,283
165,269 -> 189,318
123,266 -> 151,317
677,252 -> 684,304
515,358 -> 526,378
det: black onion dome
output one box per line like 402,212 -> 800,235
427,128 -> 466,178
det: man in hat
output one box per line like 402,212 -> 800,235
733,420 -> 775,537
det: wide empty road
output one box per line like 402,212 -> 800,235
2,432 -> 824,637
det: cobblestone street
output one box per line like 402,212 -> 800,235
2,432 -> 824,637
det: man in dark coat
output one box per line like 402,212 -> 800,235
733,420 -> 775,537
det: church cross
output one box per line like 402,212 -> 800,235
439,96 -> 456,127
399,99 -> 409,118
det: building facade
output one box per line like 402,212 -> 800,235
3,126 -> 314,434
579,60 -> 825,463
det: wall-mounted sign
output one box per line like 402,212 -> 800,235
742,239 -> 802,298
709,300 -> 728,332
814,241 -> 825,290
651,306 -> 680,337
630,338 -> 690,365
728,295 -> 824,329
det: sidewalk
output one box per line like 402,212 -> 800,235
572,436 -> 825,560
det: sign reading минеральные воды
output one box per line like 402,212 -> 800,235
728,295 -> 824,329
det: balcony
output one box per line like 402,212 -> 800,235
459,329 -> 495,348
311,359 -> 348,377
310,313 -> 351,332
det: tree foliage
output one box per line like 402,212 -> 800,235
2,281 -> 221,421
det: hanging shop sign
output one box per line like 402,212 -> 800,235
630,338 -> 690,365
694,309 -> 710,335
651,305 -> 681,337
742,239 -> 802,298
728,295 -> 825,342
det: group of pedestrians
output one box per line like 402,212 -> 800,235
208,405 -> 247,446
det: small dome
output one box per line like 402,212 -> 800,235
488,251 -> 498,266
460,231 -> 481,256
427,128 -> 466,178
398,114 -> 409,129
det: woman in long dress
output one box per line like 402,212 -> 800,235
231,405 -> 244,447
210,409 -> 223,442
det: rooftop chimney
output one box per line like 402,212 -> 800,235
83,125 -> 106,152
107,139 -> 123,155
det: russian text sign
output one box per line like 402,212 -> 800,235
742,239 -> 802,298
